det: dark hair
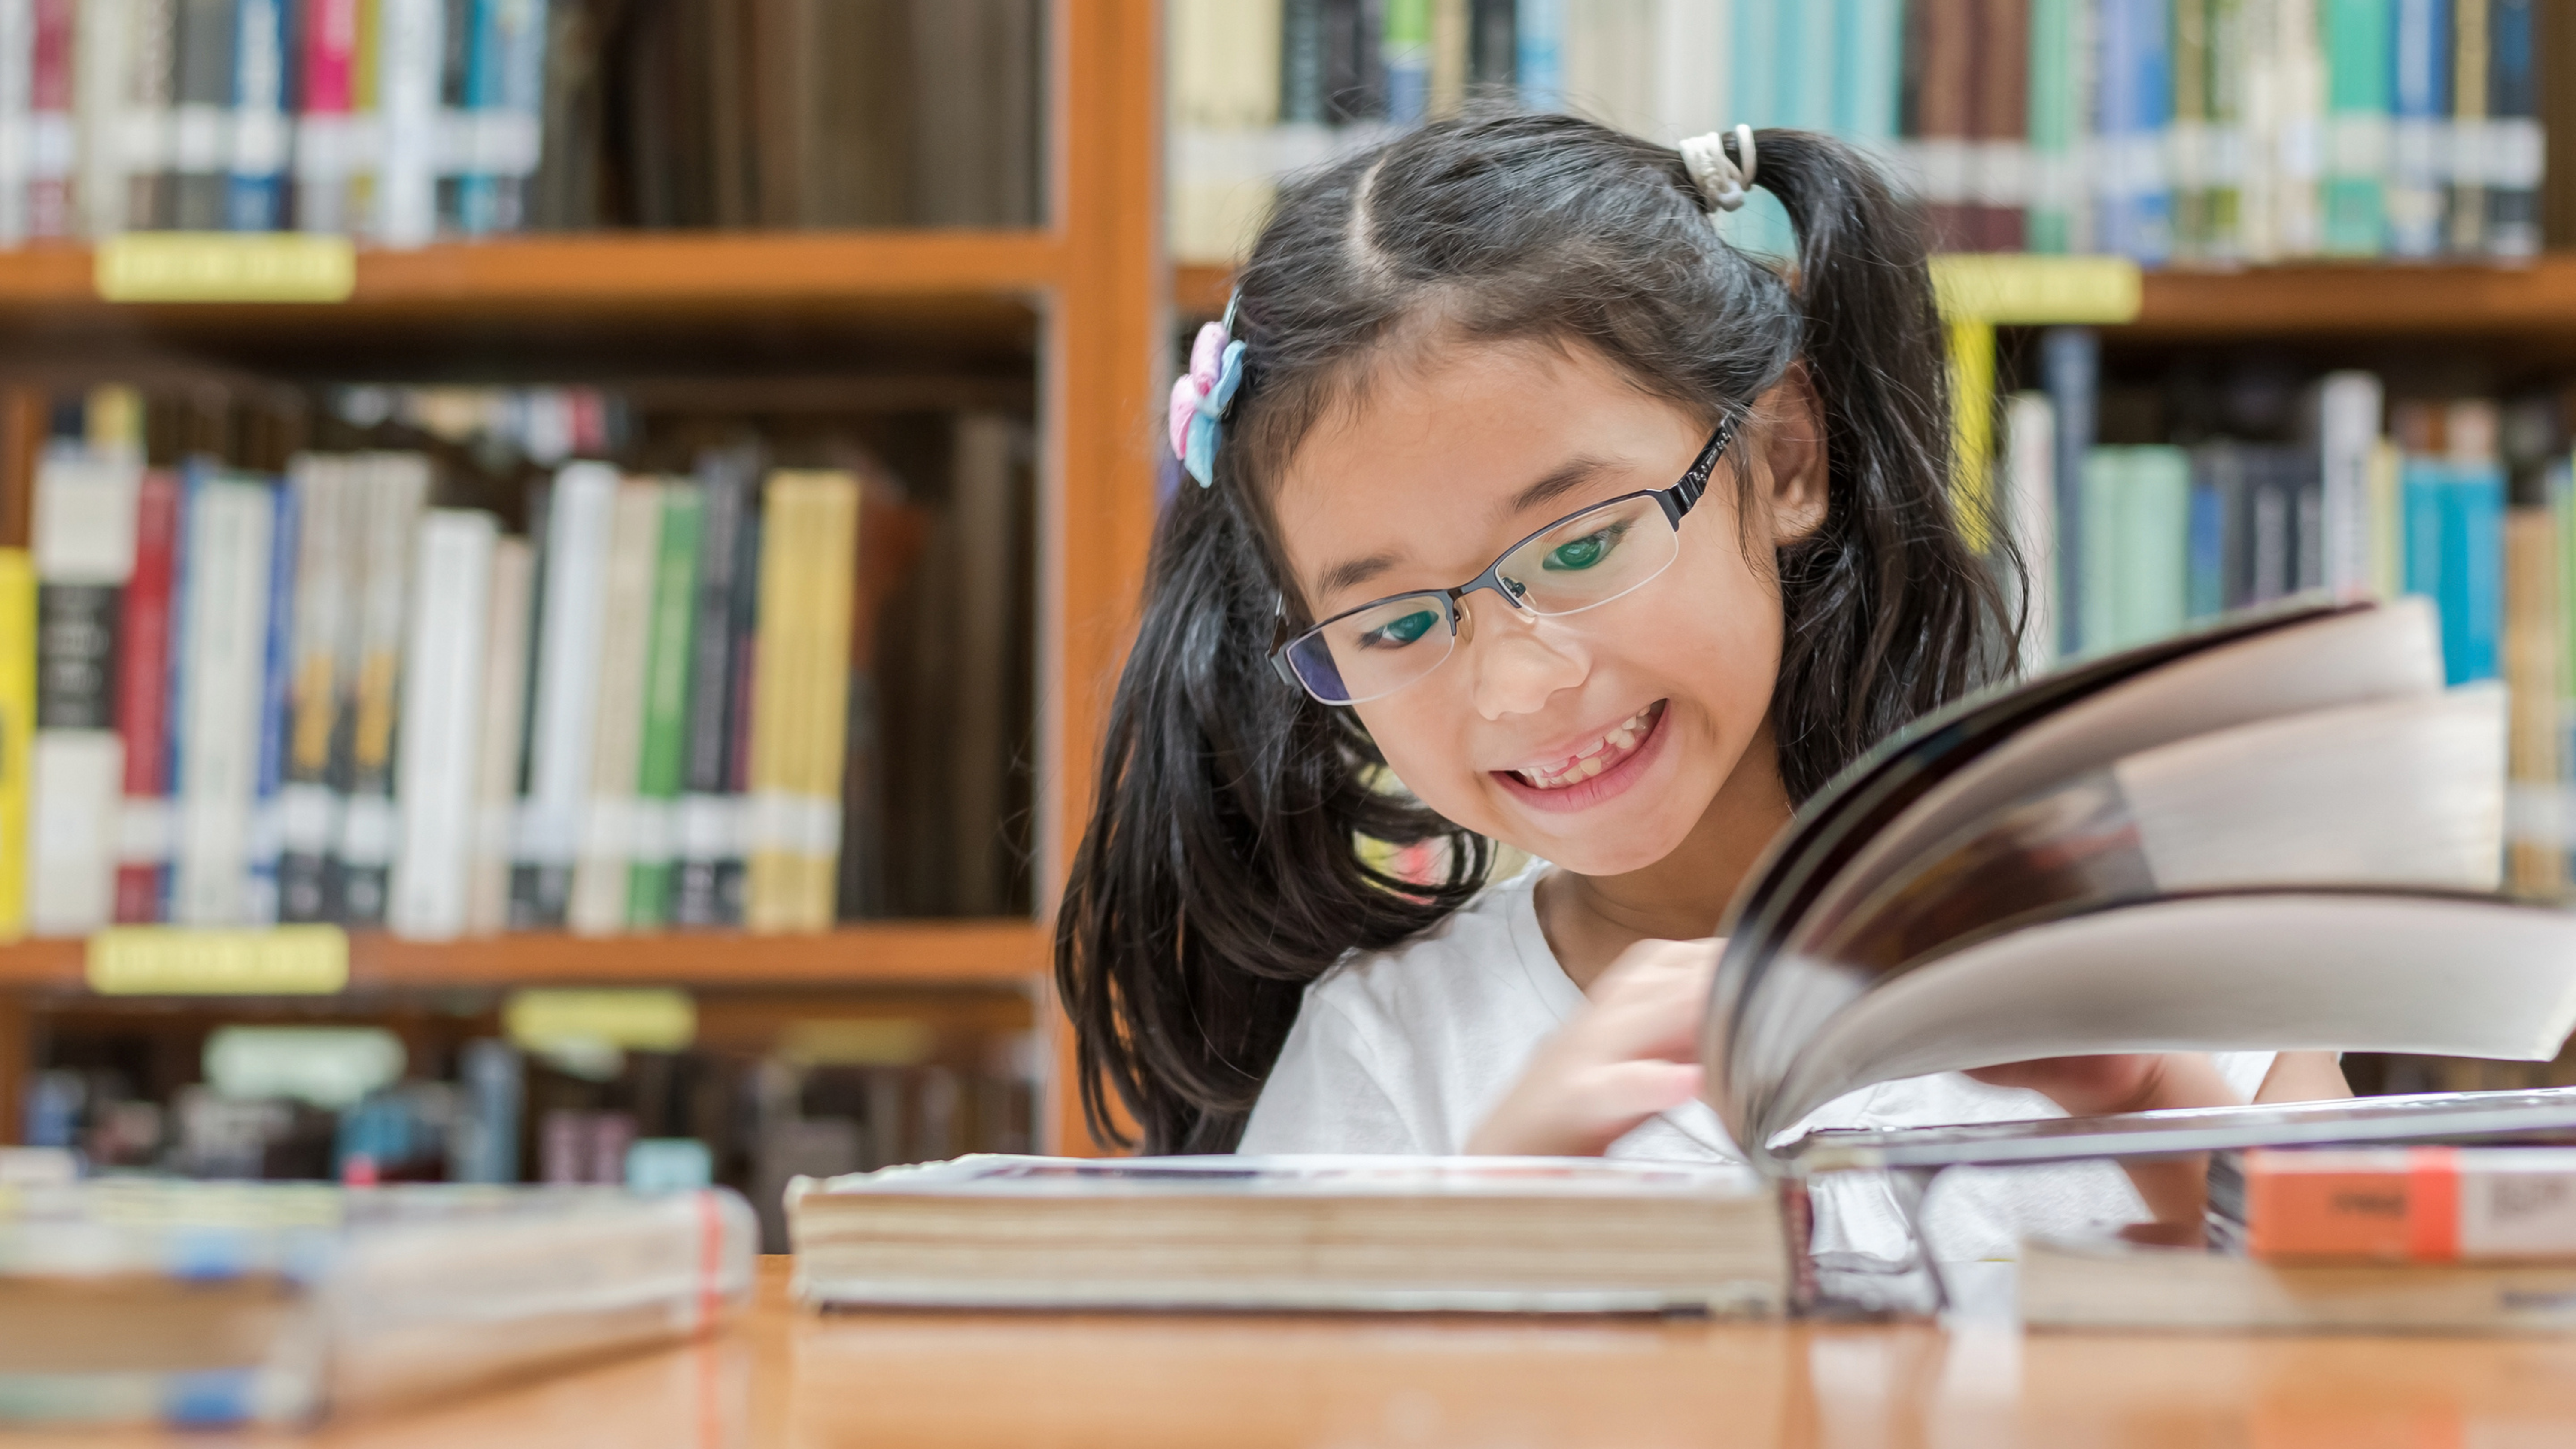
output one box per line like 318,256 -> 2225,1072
1057,112 -> 2015,1153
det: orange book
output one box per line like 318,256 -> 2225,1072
2236,1146 -> 2576,1263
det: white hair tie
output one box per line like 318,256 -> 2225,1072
1679,125 -> 1757,214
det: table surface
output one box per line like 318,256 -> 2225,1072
32,1257 -> 2576,1448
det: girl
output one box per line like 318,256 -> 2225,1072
1057,114 -> 2345,1263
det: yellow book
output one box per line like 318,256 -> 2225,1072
0,549 -> 34,940
747,472 -> 860,933
796,476 -> 860,929
745,480 -> 804,933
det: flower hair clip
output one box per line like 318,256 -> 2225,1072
1679,125 -> 1758,214
1169,297 -> 1247,488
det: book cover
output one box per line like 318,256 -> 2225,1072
672,448 -> 749,928
170,468 -> 274,927
0,551 -> 32,940
464,534 -> 531,936
330,453 -> 426,927
566,477 -> 660,936
511,462 -> 614,929
243,474 -> 298,923
112,469 -> 178,924
625,481 -> 700,929
225,0 -> 289,228
2226,1145 -> 2576,1261
277,453 -> 351,924
2322,0 -> 2394,255
388,510 -> 496,940
29,448 -> 139,936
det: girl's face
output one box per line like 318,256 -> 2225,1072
1272,337 -> 1824,877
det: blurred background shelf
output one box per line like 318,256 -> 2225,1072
0,921 -> 1047,994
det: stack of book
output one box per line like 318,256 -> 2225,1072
0,385 -> 1018,940
0,0 -> 1042,247
1171,0 -> 2551,267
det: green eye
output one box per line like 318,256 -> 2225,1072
1361,608 -> 1441,649
1544,528 -> 1620,571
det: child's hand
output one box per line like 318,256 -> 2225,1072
1466,939 -> 1716,1157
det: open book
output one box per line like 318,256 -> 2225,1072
1706,595 -> 2576,1175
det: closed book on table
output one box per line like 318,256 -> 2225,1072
2217,1145 -> 2576,1261
2022,1232 -> 2576,1332
29,448 -> 138,936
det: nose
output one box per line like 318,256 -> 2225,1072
1462,595 -> 1589,721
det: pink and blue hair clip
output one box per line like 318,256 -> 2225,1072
1168,295 -> 1246,488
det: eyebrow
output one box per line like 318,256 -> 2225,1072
1306,455 -> 1615,606
1314,549 -> 1406,599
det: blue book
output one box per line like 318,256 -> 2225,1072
2094,0 -> 2173,264
1783,0 -> 1835,132
2446,460 -> 2504,684
2041,328 -> 2098,655
225,0 -> 292,229
2388,0 -> 2449,258
1725,0 -> 1798,260
1833,0 -> 1903,154
160,461 -> 207,922
1515,0 -> 1562,108
2187,456 -> 2227,620
2400,454 -> 2453,675
246,481 -> 299,923
2488,0 -> 2542,255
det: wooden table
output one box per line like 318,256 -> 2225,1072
44,1258 -> 2576,1447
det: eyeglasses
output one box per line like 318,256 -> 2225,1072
1270,417 -> 1738,706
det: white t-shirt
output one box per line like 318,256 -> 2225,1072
1239,862 -> 2278,1264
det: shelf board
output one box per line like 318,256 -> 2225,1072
0,920 -> 1048,995
1178,255 -> 2576,340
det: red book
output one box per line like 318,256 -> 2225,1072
27,0 -> 75,239
112,470 -> 179,924
2239,1145 -> 2576,1263
295,0 -> 362,230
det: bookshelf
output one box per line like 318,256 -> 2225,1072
0,0 -> 1163,1160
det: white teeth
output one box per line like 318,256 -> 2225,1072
1575,736 -> 1608,760
1510,702 -> 1663,790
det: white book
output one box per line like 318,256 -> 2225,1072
374,0 -> 442,246
2003,392 -> 2057,678
567,480 -> 662,936
388,512 -> 496,941
172,473 -> 275,927
0,0 -> 31,246
465,536 -> 532,936
74,0 -> 132,235
333,454 -> 428,927
2316,370 -> 2383,597
29,449 -> 140,936
513,462 -> 617,927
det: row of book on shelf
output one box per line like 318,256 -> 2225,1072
0,387 -> 1020,941
0,0 -> 1040,247
2001,339 -> 2573,890
1172,0 -> 2549,267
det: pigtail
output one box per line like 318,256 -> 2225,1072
1054,474 -> 1490,1154
1747,131 -> 2020,799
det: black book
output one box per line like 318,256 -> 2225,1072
672,447 -> 752,927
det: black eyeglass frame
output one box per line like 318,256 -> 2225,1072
1268,415 -> 1742,703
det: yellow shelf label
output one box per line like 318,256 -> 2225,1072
505,989 -> 698,1053
86,926 -> 351,996
1932,253 -> 2143,325
95,233 -> 358,304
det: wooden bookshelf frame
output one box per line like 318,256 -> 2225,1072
0,0 -> 1165,1157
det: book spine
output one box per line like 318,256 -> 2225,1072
25,0 -> 72,239
243,475 -> 296,923
0,0 -> 31,247
745,478 -> 796,933
170,471 -> 272,927
2128,445 -> 2192,643
1974,0 -> 2032,251
1281,0 -> 1326,123
565,477 -> 658,936
798,473 -> 858,929
113,469 -> 176,923
464,534 -> 529,934
373,0 -> 438,245
389,510 -> 495,939
2186,449 -> 2225,618
2318,371 -> 2385,596
2503,503 -> 2562,893
626,481 -> 699,930
1513,0 -> 1559,109
1835,0 -> 1904,158
1428,0 -> 1464,115
2388,0 -> 2449,258
294,0 -> 359,233
123,0 -> 175,231
2005,392 -> 2057,674
276,454 -> 343,922
2448,0 -> 2489,254
2172,0 -> 2212,260
225,0 -> 286,228
2449,456 -> 2505,684
1467,0 -> 1513,89
714,505 -> 758,925
170,0 -> 236,231
2040,328 -> 2097,656
2206,0 -> 2247,261
75,0 -> 132,237
672,453 -> 744,927
475,0 -> 542,232
331,453 -> 425,927
1382,0 -> 1427,122
30,450 -> 137,936
0,550 -> 30,939
2322,0 -> 2394,255
513,463 -> 612,928
447,0 -> 497,231
2484,0 -> 2539,256
2243,1147 -> 2576,1261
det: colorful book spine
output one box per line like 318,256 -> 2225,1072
2186,448 -> 2226,619
746,472 -> 858,934
2092,0 -> 2173,263
277,453 -> 347,923
2170,0 -> 2211,259
0,550 -> 32,940
0,0 -> 33,246
1835,0 -> 1904,158
374,0 -> 440,244
389,510 -> 496,940
169,467 -> 274,927
123,0 -> 176,231
2317,371 -> 2384,596
226,0 -> 289,228
2483,0 -> 2540,256
465,535 -> 531,935
566,477 -> 659,936
244,475 -> 298,922
1280,0 -> 1326,124
331,453 -> 425,926
2403,452 -> 2504,685
626,481 -> 700,929
1383,0 -> 1428,123
295,0 -> 361,233
2041,327 -> 2097,656
513,462 -> 614,928
2204,0 -> 2247,261
673,451 -> 749,928
2240,1147 -> 2576,1262
170,0 -> 234,231
2503,502 -> 2561,894
1514,0 -> 1561,109
113,470 -> 177,924
2446,0 -> 2488,254
2025,0 -> 2087,252
29,449 -> 138,936
74,0 -> 134,237
2386,0 -> 2448,258
27,0 -> 74,238
2321,0 -> 2393,255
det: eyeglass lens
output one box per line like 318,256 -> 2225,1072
1285,493 -> 1682,705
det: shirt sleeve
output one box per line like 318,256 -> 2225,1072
2213,1050 -> 2281,1102
1237,992 -> 1427,1155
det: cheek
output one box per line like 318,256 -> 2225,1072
1350,694 -> 1499,829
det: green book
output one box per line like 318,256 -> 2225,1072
2026,0 -> 2084,254
2080,447 -> 2124,652
627,483 -> 704,928
2321,0 -> 2393,256
2205,0 -> 2244,261
2118,446 -> 2193,648
2172,0 -> 2212,261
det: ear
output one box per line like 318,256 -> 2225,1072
1753,367 -> 1829,546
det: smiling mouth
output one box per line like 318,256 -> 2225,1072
1509,701 -> 1668,790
